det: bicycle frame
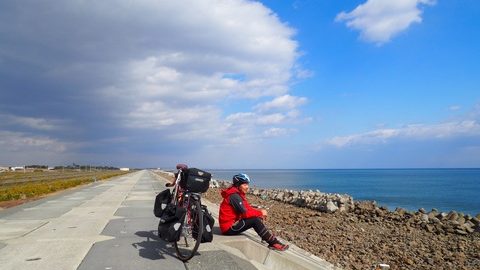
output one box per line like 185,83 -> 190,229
170,165 -> 204,261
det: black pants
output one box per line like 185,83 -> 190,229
224,217 -> 264,235
224,217 -> 276,244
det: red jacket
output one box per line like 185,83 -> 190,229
219,186 -> 263,234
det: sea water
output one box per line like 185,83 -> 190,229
209,169 -> 480,216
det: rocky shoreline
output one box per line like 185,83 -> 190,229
205,181 -> 480,270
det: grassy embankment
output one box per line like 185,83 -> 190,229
0,170 -> 129,202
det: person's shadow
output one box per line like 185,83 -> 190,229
131,230 -> 176,260
212,226 -> 223,235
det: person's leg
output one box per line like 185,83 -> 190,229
224,217 -> 288,251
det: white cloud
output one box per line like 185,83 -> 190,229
225,111 -> 303,126
125,100 -> 221,129
263,127 -> 295,138
255,94 -> 307,112
0,131 -> 66,152
327,120 -> 480,147
336,0 -> 436,44
0,114 -> 64,131
449,105 -> 461,111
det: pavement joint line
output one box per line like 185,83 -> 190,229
16,221 -> 50,240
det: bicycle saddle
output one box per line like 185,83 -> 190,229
176,164 -> 188,170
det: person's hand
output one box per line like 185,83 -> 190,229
260,209 -> 268,217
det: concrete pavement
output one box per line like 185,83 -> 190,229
0,170 -> 339,270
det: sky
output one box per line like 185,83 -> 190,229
0,0 -> 479,169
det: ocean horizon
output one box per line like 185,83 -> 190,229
208,168 -> 480,216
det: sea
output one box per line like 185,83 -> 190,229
208,169 -> 480,216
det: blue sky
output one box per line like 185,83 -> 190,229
1,0 -> 479,169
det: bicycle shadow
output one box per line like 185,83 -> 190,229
131,230 -> 177,260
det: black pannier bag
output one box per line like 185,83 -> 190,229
193,205 -> 215,243
153,189 -> 172,218
158,203 -> 186,242
180,168 -> 211,193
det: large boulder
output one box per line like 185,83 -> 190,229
326,200 -> 339,213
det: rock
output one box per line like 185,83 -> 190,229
421,214 -> 429,223
426,224 -> 434,233
471,217 -> 480,226
395,207 -> 406,216
462,224 -> 475,233
446,227 -> 455,234
375,208 -> 386,217
465,220 -> 475,228
326,200 -> 338,213
450,220 -> 460,227
476,213 -> 480,220
294,197 -> 306,207
210,179 -> 220,188
418,208 -> 426,214
447,211 -> 458,221
455,229 -> 468,235
457,216 -> 466,225
437,212 -> 448,220
431,217 -> 441,224
434,224 -> 445,234
428,211 -> 438,219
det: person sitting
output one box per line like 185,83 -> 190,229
219,173 -> 289,251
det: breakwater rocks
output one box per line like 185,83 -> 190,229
216,180 -> 354,213
249,187 -> 354,213
353,202 -> 480,236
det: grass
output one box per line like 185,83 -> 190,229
0,170 -> 129,202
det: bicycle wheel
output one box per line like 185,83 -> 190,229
174,197 -> 203,261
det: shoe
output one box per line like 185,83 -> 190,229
268,242 -> 289,251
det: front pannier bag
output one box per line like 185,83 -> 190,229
153,189 -> 172,218
181,168 -> 211,193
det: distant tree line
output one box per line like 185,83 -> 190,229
25,165 -> 48,169
21,164 -> 122,171
54,164 -> 120,170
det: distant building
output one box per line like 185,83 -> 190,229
120,168 -> 130,171
12,166 -> 25,171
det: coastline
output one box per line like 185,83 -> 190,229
205,181 -> 480,270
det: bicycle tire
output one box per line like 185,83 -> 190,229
174,196 -> 203,261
